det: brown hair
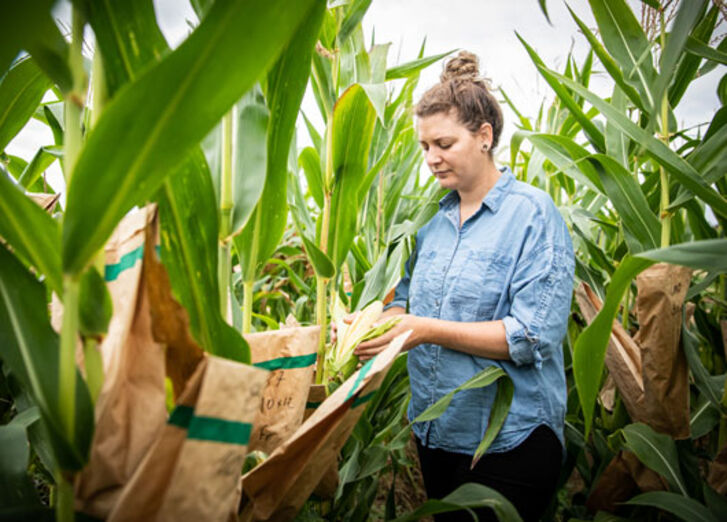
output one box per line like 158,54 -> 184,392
416,51 -> 504,150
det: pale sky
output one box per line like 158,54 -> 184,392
7,0 -> 724,198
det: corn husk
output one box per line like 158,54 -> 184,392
324,300 -> 401,388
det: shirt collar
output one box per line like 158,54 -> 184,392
438,166 -> 515,214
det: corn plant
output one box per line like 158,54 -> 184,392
513,0 -> 727,518
0,0 -> 323,519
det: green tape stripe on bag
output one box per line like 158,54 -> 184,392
104,245 -> 162,281
105,245 -> 144,281
253,352 -> 317,371
168,405 -> 252,445
352,391 -> 376,408
345,356 -> 376,401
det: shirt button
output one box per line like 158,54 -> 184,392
435,299 -> 440,306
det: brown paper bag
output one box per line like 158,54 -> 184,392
576,264 -> 692,439
633,263 -> 692,439
575,283 -> 646,423
142,210 -> 205,399
246,326 -> 319,455
74,206 -> 168,519
109,355 -> 268,522
586,451 -> 666,513
240,331 -> 411,521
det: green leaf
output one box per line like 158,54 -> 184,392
587,154 -> 660,251
651,0 -> 707,115
391,483 -> 523,522
62,0 -> 322,274
551,71 -> 727,219
0,242 -> 94,471
0,57 -> 52,152
157,152 -> 250,362
626,491 -> 718,522
18,146 -> 56,189
682,315 -> 726,413
538,0 -> 552,24
685,35 -> 727,66
519,132 -> 603,193
235,1 -> 325,282
588,0 -> 657,111
78,266 -> 112,337
574,239 -> 727,435
299,146 -> 324,208
0,423 -> 40,507
298,227 -> 335,279
84,0 -> 250,362
669,6 -> 720,107
566,5 -> 646,112
516,33 -> 606,152
230,88 -> 269,237
690,395 -> 720,439
620,423 -> 688,495
337,0 -> 373,43
76,0 -> 168,96
0,168 -> 62,294
385,50 -> 455,80
327,84 -> 377,270
0,0 -> 72,91
472,378 -> 514,467
413,367 -> 509,423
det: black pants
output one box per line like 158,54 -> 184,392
415,425 -> 562,522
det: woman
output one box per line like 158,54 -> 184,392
354,52 -> 574,521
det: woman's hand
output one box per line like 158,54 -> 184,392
354,313 -> 426,361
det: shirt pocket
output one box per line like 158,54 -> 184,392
449,249 -> 512,321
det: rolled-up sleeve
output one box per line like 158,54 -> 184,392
504,239 -> 574,369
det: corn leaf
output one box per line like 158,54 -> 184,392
62,0 -> 321,274
682,315 -> 727,413
685,35 -> 727,66
328,84 -> 377,269
0,168 -> 62,294
17,146 -> 56,189
620,423 -> 688,496
669,6 -> 719,107
0,57 -> 51,152
574,239 -> 727,435
587,154 -> 660,251
0,242 -> 94,471
472,377 -> 514,467
391,483 -> 522,522
588,0 -> 657,111
566,5 -> 646,112
516,33 -> 606,152
0,0 -> 71,90
0,423 -> 41,507
518,132 -> 603,193
413,365 -> 513,463
299,146 -> 324,208
385,50 -> 455,80
626,491 -> 719,522
551,71 -> 727,218
229,89 -> 269,238
650,0 -> 707,117
86,0 -> 250,361
157,153 -> 249,361
235,1 -> 325,282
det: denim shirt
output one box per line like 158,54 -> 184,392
388,167 -> 574,455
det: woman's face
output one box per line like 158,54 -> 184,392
417,110 -> 490,193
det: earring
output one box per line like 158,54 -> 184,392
481,143 -> 490,153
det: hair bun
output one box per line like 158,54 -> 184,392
440,51 -> 481,83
